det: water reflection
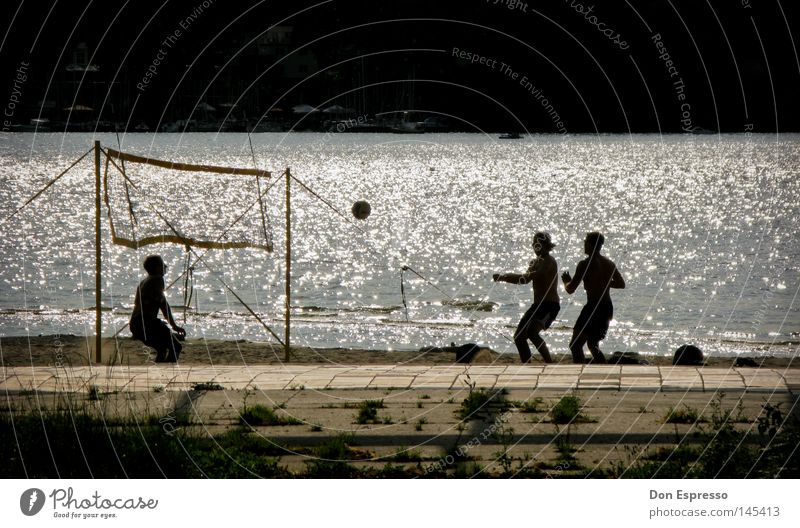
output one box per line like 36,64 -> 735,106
1,133 -> 798,357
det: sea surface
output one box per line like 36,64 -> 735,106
1,132 -> 798,358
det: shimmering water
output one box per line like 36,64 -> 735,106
1,132 -> 798,358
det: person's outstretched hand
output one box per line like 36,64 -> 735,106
492,274 -> 500,282
173,326 -> 186,340
561,271 -> 572,283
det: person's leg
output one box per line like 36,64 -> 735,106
587,339 -> 606,364
569,330 -> 587,364
525,318 -> 552,363
530,328 -> 553,363
514,330 -> 533,363
163,333 -> 182,362
144,319 -> 176,363
514,307 -> 536,363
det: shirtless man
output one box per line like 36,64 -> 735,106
130,255 -> 186,363
493,232 -> 560,363
561,232 -> 625,364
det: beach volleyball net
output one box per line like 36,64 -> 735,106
103,147 -> 275,252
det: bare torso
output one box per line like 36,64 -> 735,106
529,254 -> 560,303
131,276 -> 165,320
576,254 -> 621,302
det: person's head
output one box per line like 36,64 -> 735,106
532,231 -> 555,256
143,254 -> 166,276
584,231 -> 604,255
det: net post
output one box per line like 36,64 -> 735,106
94,140 -> 102,364
284,168 -> 291,362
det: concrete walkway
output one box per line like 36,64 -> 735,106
2,364 -> 799,394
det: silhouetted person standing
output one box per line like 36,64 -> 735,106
561,232 -> 625,364
130,255 -> 186,363
493,232 -> 560,363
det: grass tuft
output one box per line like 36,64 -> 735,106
663,405 -> 705,424
239,404 -> 302,426
457,389 -> 505,420
549,395 -> 593,424
355,399 -> 385,424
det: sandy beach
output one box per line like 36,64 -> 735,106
1,335 -> 797,368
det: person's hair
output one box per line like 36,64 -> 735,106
586,232 -> 605,253
143,254 -> 163,275
533,231 -> 554,251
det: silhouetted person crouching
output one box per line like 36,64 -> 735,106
130,255 -> 185,363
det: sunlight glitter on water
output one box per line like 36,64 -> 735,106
1,132 -> 798,357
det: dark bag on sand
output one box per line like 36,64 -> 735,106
455,343 -> 481,363
673,345 -> 704,366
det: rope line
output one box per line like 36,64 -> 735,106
400,267 -> 409,322
182,247 -> 194,325
248,134 -> 273,247
115,132 -> 138,230
4,147 -> 94,223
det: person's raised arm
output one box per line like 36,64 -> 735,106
561,260 -> 586,295
493,261 -> 536,285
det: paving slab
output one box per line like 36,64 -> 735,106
660,366 -> 700,376
326,376 -> 377,389
660,372 -> 702,382
578,379 -> 621,390
537,376 -> 579,389
368,376 -> 415,389
450,374 -> 497,390
542,365 -> 583,374
582,365 -> 622,375
618,366 -> 661,375
409,380 -> 457,389
700,374 -> 747,392
503,366 -> 545,375
410,372 -> 459,385
386,366 -> 435,375
620,377 -> 663,390
462,366 -> 509,374
495,375 -> 539,389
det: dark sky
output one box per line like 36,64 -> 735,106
1,0 -> 798,132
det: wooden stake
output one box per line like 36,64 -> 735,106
94,141 -> 102,364
284,168 -> 291,362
